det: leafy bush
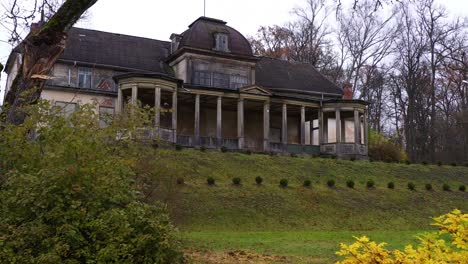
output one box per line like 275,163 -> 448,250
443,183 -> 451,191
0,102 -> 184,263
327,179 -> 335,188
255,176 -> 263,185
336,210 -> 468,263
279,179 -> 288,188
207,177 -> 216,185
244,149 -> 252,155
232,177 -> 241,185
405,160 -> 411,165
387,182 -> 395,189
346,180 -> 355,189
175,144 -> 183,151
459,185 -> 466,192
176,177 -> 184,185
350,157 -> 356,162
425,183 -> 432,191
368,130 -> 407,163
366,180 -> 375,189
437,161 -> 443,166
408,182 -> 416,191
200,145 -> 206,152
465,163 -> 468,167
303,180 -> 312,187
421,160 -> 428,165
220,146 -> 228,153
450,162 -> 457,167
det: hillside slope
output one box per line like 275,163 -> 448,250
149,149 -> 468,232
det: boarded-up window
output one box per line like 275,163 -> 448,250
215,34 -> 229,52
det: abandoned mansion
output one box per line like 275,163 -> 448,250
4,17 -> 369,158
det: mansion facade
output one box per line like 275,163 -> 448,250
4,17 -> 369,159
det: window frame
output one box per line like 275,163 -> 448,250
215,33 -> 229,52
78,67 -> 93,89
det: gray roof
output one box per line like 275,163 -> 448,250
61,27 -> 172,74
255,57 -> 342,96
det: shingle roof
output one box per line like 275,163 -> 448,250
255,57 -> 343,96
61,27 -> 171,74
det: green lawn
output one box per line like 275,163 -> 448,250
181,230 -> 425,263
145,149 -> 468,262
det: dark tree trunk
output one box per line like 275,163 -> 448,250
1,0 -> 98,125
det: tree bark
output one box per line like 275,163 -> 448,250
2,0 -> 98,125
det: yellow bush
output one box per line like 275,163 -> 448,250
336,209 -> 468,263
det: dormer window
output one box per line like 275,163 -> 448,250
215,33 -> 229,52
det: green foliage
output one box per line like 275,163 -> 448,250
405,160 -> 411,165
255,176 -> 263,185
346,180 -> 355,189
220,146 -> 228,153
177,177 -> 185,185
175,144 -> 183,151
459,185 -> 466,192
368,130 -> 407,163
425,183 -> 433,191
366,180 -> 375,189
437,161 -> 443,166
232,177 -> 241,185
207,177 -> 216,185
327,179 -> 335,188
200,145 -> 206,152
443,183 -> 451,191
279,179 -> 288,188
387,182 -> 395,189
303,180 -> 312,187
408,182 -> 416,191
0,102 -> 183,263
421,160 -> 428,165
451,162 -> 457,167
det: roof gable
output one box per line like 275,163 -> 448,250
239,85 -> 272,96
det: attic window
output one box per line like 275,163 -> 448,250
215,33 -> 229,52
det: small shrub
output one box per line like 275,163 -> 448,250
450,162 -> 457,167
366,180 -> 375,189
425,183 -> 432,191
232,177 -> 241,185
408,182 -> 415,191
303,180 -> 312,187
207,177 -> 215,185
421,160 -> 428,165
244,149 -> 252,155
200,146 -> 206,152
175,144 -> 183,151
327,179 -> 335,188
331,155 -> 337,159
176,177 -> 184,185
220,146 -> 228,153
405,160 -> 411,165
255,176 -> 263,185
350,157 -> 356,162
279,179 -> 288,188
459,185 -> 466,192
464,163 -> 468,167
443,183 -> 451,191
437,161 -> 443,166
346,180 -> 355,189
387,182 -> 395,189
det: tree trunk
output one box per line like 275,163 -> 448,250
1,0 -> 98,125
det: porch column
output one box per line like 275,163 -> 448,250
354,109 -> 360,145
318,108 -> 324,144
194,94 -> 200,146
282,103 -> 288,148
131,85 -> 138,105
364,108 -> 369,146
117,86 -> 123,113
335,108 -> 341,143
300,105 -> 306,145
237,98 -> 244,149
216,96 -> 222,146
155,86 -> 161,126
263,102 -> 270,151
172,90 -> 178,142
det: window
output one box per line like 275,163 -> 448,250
230,74 -> 248,89
213,72 -> 230,88
193,71 -> 211,86
78,67 -> 92,88
55,101 -> 77,118
215,33 -> 229,52
99,106 -> 115,127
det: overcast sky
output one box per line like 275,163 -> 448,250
0,0 -> 466,103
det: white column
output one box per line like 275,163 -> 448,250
282,103 -> 288,147
354,109 -> 360,145
300,105 -> 306,145
263,102 -> 270,151
155,86 -> 161,126
194,94 -> 200,146
117,87 -> 123,113
237,98 -> 244,149
216,96 -> 222,146
172,91 -> 178,142
364,108 -> 369,146
318,108 -> 324,144
335,108 -> 341,143
131,85 -> 138,105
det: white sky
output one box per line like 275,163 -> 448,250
0,0 -> 466,103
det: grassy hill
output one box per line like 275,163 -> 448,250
147,149 -> 468,262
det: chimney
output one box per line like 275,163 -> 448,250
170,33 -> 182,54
343,83 -> 353,99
